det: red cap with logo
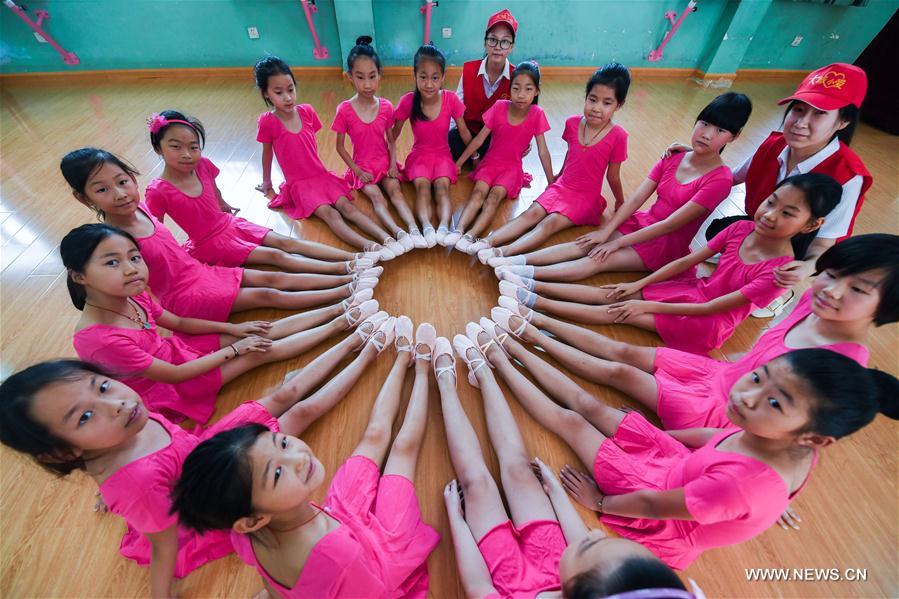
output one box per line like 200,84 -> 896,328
486,8 -> 518,35
777,63 -> 867,111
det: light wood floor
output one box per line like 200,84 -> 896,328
1,73 -> 896,598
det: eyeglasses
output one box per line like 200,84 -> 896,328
485,37 -> 513,50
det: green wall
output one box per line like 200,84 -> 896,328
1,0 -> 895,74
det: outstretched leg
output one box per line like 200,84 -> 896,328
313,203 -> 377,250
351,350 -> 412,465
465,186 -> 507,240
383,357 -> 430,480
485,203 -> 547,249
455,181 -> 490,234
263,231 -> 356,262
498,212 -> 573,256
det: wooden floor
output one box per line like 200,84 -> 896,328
1,72 -> 896,598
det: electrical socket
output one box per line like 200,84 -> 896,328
791,35 -> 803,47
442,27 -> 452,38
247,27 -> 260,40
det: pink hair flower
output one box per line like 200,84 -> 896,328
147,113 -> 169,134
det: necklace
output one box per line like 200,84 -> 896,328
85,299 -> 151,330
580,118 -> 611,150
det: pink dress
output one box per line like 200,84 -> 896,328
99,401 -> 277,576
73,293 -> 221,424
477,519 -> 565,598
471,101 -> 551,200
535,116 -> 628,226
643,220 -> 793,355
618,153 -> 732,270
134,204 -> 242,322
257,104 -> 352,219
331,98 -> 397,189
232,455 -> 440,598
654,289 -> 869,430
595,412 -> 815,570
145,157 -> 270,267
394,90 -> 465,183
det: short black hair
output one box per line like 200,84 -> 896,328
172,423 -> 266,532
254,55 -> 296,107
815,233 -> 899,326
774,173 -> 841,259
784,349 -> 899,439
563,556 -> 686,598
149,109 -> 205,151
585,62 -> 631,104
696,92 -> 752,136
60,223 -> 140,310
347,35 -> 381,72
411,43 -> 446,122
0,360 -> 111,476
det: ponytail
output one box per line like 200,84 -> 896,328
411,43 -> 446,122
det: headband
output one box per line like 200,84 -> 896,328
147,113 -> 196,135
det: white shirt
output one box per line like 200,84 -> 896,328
450,58 -> 512,130
733,137 -> 862,239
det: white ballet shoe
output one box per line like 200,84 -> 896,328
452,333 -> 488,388
491,255 -> 527,267
436,225 -> 450,246
341,287 -> 374,311
350,276 -> 379,292
352,266 -> 383,280
396,230 -> 415,252
506,264 -> 535,278
370,244 -> 396,261
366,317 -> 396,353
490,307 -> 527,338
478,317 -> 510,357
454,234 -> 476,253
423,226 -> 437,248
395,315 -> 414,354
443,230 -> 463,247
432,337 -> 457,385
385,238 -> 406,257
355,310 -> 389,345
466,239 -> 491,256
498,296 -> 534,322
495,268 -> 535,291
410,229 -> 428,249
498,280 -> 519,299
343,299 -> 379,327
480,247 -> 503,265
346,257 -> 374,273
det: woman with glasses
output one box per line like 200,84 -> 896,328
448,8 -> 518,163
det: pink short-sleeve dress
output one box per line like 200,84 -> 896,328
331,98 -> 398,189
470,100 -> 551,200
394,90 -> 465,183
643,220 -> 793,355
257,104 -> 352,219
145,157 -> 270,267
477,518 -> 565,598
594,412 -> 815,570
99,401 -> 276,576
72,293 -> 222,424
654,288 -> 869,430
535,116 -> 628,226
617,153 -> 732,270
134,204 -> 242,322
232,455 -> 440,598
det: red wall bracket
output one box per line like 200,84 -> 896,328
3,1 -> 79,65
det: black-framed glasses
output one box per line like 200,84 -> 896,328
485,37 -> 513,50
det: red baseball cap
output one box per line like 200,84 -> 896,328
486,8 -> 518,35
777,63 -> 867,111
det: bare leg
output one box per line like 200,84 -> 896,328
499,212 -> 573,256
263,231 -> 356,261
433,178 -> 453,231
242,268 -> 353,292
515,318 -> 659,411
413,178 -> 435,229
313,204 -> 377,250
335,196 -> 393,244
530,293 -> 656,331
520,241 -> 587,266
352,351 -> 412,465
383,358 -> 431,479
532,280 -> 624,304
436,353 -> 509,540
465,186 -> 507,239
533,247 -> 646,281
455,181 -> 490,233
243,246 -> 346,275
468,336 -> 556,526
485,203 -> 547,248
382,178 -> 419,232
231,283 -> 351,313
361,184 -> 404,237
222,302 -> 343,344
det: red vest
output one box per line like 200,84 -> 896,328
744,132 -> 872,242
461,59 -> 511,134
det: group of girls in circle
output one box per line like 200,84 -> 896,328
1,5 -> 897,598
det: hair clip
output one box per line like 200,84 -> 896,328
147,113 -> 169,134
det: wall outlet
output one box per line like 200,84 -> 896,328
442,27 -> 452,39
791,35 -> 803,47
247,26 -> 260,40
33,32 -> 47,43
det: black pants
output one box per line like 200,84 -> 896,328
449,128 -> 492,162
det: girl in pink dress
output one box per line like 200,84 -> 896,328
0,328 -> 385,598
476,63 -> 629,261
466,323 -> 899,570
492,93 -> 751,277
491,233 -> 897,442
334,37 -> 427,251
61,148 -> 372,321
253,56 -> 403,261
62,224 -> 381,424
145,109 -> 361,273
441,324 -> 685,598
501,173 -> 841,355
392,43 -> 474,247
447,61 -> 554,254
172,319 -> 441,599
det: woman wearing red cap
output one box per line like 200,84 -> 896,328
448,9 -> 518,162
673,63 -> 872,310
